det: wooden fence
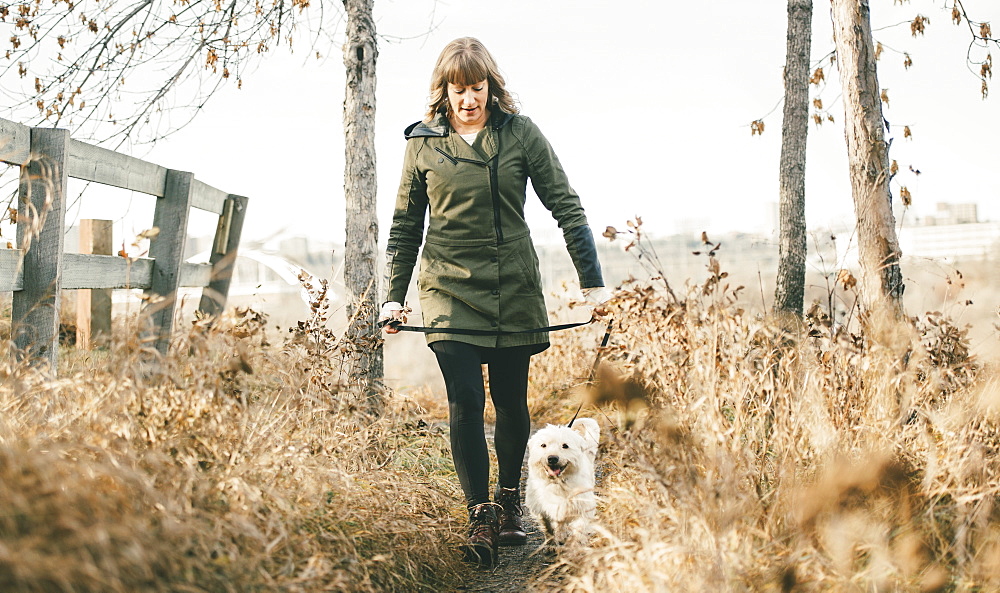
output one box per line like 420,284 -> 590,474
0,116 -> 249,373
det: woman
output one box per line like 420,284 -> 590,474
380,37 -> 608,566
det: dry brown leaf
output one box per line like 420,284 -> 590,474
837,269 -> 857,290
136,227 -> 160,240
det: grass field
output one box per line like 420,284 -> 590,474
0,244 -> 997,592
526,261 -> 999,592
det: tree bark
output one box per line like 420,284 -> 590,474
830,0 -> 905,320
342,0 -> 383,404
774,0 -> 813,318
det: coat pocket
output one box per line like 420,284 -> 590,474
418,245 -> 475,293
417,253 -> 440,291
511,249 -> 542,295
433,147 -> 458,165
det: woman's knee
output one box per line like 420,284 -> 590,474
450,395 -> 485,421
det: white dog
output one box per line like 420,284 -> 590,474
524,418 -> 600,544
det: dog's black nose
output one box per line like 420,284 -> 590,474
547,455 -> 559,466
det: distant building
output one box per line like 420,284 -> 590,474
835,202 -> 1000,264
921,202 -> 979,226
898,222 -> 1000,260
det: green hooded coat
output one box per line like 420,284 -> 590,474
384,109 -> 604,348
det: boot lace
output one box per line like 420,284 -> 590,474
468,502 -> 501,536
496,487 -> 523,516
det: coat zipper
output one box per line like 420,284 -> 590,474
489,154 -> 503,243
434,147 -> 458,165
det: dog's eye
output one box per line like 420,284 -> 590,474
562,443 -> 569,449
539,443 -> 546,448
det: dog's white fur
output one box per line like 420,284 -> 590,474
524,418 -> 600,543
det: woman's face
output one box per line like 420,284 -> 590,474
447,79 -> 490,131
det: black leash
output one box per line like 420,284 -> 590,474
377,317 -> 595,336
567,318 -> 614,428
378,314 -> 614,428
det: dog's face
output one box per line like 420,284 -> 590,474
527,421 -> 599,482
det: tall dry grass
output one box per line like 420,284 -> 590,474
0,299 -> 467,592
525,226 -> 1000,592
1,225 -> 997,592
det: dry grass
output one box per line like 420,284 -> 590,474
0,306 -> 467,592
522,235 -> 1000,592
2,231 -> 998,591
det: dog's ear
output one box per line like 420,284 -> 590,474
572,418 -> 600,446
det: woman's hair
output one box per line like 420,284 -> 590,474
425,37 -> 518,122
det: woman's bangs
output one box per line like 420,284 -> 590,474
444,54 -> 489,86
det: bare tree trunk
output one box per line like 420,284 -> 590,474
342,0 -> 383,406
831,0 -> 905,320
774,0 -> 813,319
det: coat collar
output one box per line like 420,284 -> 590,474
404,108 -> 514,139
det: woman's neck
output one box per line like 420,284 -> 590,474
449,109 -> 490,135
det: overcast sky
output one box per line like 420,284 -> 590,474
61,0 -> 999,248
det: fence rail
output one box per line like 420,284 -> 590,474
0,116 -> 249,373
0,250 -> 214,291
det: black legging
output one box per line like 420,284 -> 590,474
430,341 -> 540,508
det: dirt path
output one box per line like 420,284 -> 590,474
453,512 -> 554,592
450,426 -> 555,593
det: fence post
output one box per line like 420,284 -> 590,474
77,219 -> 113,349
12,127 -> 69,370
145,169 -> 193,354
199,194 -> 249,317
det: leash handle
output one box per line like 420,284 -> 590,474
568,318 -> 614,428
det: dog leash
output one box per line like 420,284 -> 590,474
378,313 -> 613,426
377,317 -> 596,336
567,318 -> 614,428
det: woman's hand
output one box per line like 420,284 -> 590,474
582,286 -> 614,318
379,302 -> 408,334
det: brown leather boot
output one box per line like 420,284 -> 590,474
461,503 -> 500,566
495,486 -> 528,546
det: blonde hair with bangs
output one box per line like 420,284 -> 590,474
425,37 -> 519,122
